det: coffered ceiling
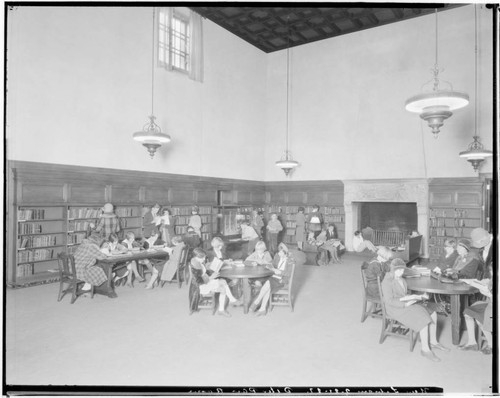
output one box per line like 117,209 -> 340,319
190,5 -> 463,53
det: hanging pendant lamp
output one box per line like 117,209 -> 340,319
459,5 -> 492,172
275,16 -> 299,176
133,7 -> 171,159
405,9 -> 469,138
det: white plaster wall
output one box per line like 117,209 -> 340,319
264,5 -> 493,181
6,6 -> 267,180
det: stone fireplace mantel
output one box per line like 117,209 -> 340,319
343,179 -> 429,258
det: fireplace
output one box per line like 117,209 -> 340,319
343,179 -> 429,258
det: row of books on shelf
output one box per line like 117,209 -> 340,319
68,208 -> 100,219
68,220 -> 93,232
429,227 -> 469,237
19,223 -> 43,234
170,206 -> 212,216
172,215 -> 212,225
268,205 -> 344,214
429,218 -> 470,228
17,249 -> 55,262
115,208 -> 136,217
18,209 -> 47,221
429,208 -> 476,218
17,263 -> 34,277
18,235 -> 57,249
68,232 -> 86,244
174,224 -> 210,235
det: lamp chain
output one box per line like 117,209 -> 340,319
151,7 -> 156,117
432,9 -> 439,91
474,4 -> 478,140
286,16 -> 291,157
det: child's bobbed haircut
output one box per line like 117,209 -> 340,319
193,247 -> 206,258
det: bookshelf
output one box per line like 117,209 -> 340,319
267,204 -> 345,246
16,205 -> 66,286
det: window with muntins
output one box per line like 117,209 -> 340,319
159,8 -> 190,72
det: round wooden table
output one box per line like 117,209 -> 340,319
406,275 -> 478,345
219,263 -> 273,314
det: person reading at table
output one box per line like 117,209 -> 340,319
458,264 -> 493,355
159,235 -> 186,284
250,243 -> 294,317
102,233 -> 143,287
74,233 -> 110,294
433,238 -> 458,272
240,221 -> 260,255
245,241 -> 273,266
353,230 -> 377,253
316,223 -> 343,264
121,232 -> 148,284
143,232 -> 167,290
443,239 -> 480,280
189,248 -> 242,317
364,246 -> 393,299
381,258 -> 449,362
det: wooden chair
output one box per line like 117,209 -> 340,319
187,264 -> 217,315
360,262 -> 382,322
57,252 -> 93,304
160,246 -> 190,289
270,261 -> 296,312
377,276 -> 417,351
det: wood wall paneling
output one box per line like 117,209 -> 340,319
326,192 -> 344,205
220,191 -> 234,205
19,183 -> 66,203
429,192 -> 453,206
236,191 -> 252,204
287,191 -> 305,204
110,186 -> 142,203
197,189 -> 217,204
251,191 -> 266,205
69,184 -> 107,203
455,192 -> 482,207
145,188 -> 170,204
269,191 -> 285,204
171,189 -> 195,204
306,191 -> 326,205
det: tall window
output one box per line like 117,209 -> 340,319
158,8 -> 190,72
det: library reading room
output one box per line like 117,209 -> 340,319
5,4 -> 498,396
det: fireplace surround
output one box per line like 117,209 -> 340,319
343,179 -> 429,258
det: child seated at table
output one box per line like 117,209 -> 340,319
245,241 -> 273,266
101,234 -> 143,287
432,238 -> 459,272
121,232 -> 147,285
250,243 -> 294,316
159,235 -> 186,284
143,232 -> 168,289
189,248 -> 242,317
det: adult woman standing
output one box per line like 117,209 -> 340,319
306,205 -> 323,239
381,258 -> 449,362
158,207 -> 176,246
143,203 -> 161,238
295,207 -> 306,251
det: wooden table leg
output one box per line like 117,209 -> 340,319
242,277 -> 250,314
94,262 -> 118,298
450,294 -> 461,345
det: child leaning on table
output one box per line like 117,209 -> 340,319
102,233 -> 143,287
189,248 -> 242,317
120,232 -> 147,285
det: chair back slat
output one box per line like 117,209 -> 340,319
57,252 -> 75,278
377,276 -> 389,319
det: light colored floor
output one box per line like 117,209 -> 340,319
5,252 -> 494,393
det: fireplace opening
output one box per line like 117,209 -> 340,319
357,202 -> 418,245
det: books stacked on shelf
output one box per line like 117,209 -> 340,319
115,207 -> 135,217
175,225 -> 188,235
175,216 -> 191,225
68,207 -> 100,219
68,220 -> 93,232
18,235 -> 57,249
17,248 -> 54,263
68,232 -> 86,245
18,209 -> 46,220
17,263 -> 34,277
201,232 -> 210,242
19,223 -> 43,234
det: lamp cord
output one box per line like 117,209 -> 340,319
151,7 -> 155,116
474,4 -> 478,139
286,16 -> 290,155
434,9 -> 438,70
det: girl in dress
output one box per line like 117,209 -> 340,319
381,258 -> 449,362
189,248 -> 242,317
160,235 -> 186,284
266,213 -> 283,256
188,206 -> 203,237
159,207 -> 176,246
295,207 -> 306,251
249,243 -> 294,316
307,205 -> 323,239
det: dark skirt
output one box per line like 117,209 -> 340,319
269,276 -> 285,293
464,301 -> 492,331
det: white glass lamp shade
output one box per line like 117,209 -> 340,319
405,91 -> 469,112
459,136 -> 493,172
133,115 -> 171,159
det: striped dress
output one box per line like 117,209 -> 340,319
74,240 -> 108,286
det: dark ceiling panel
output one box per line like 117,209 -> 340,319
190,5 -> 464,53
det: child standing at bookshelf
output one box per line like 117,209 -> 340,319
143,203 -> 161,238
307,205 -> 323,239
295,207 -> 306,251
266,213 -> 283,256
188,206 -> 203,237
251,209 -> 264,238
159,207 -> 176,246
95,203 -> 122,240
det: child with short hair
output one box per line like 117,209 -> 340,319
189,248 -> 242,317
266,213 -> 283,256
101,234 -> 143,287
188,206 -> 203,237
159,235 -> 186,283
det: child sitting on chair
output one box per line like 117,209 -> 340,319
121,232 -> 147,285
143,231 -> 168,289
189,248 -> 242,317
101,233 -> 143,287
159,235 -> 186,284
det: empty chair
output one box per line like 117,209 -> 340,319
188,264 -> 217,315
360,262 -> 382,322
160,245 -> 189,289
270,261 -> 296,312
57,252 -> 93,304
377,276 -> 417,351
